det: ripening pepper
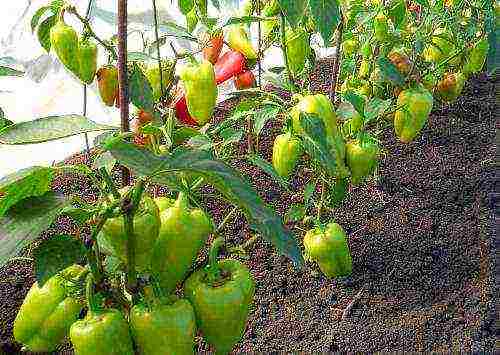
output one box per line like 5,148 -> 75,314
70,308 -> 134,355
13,265 -> 86,353
96,65 -> 119,107
179,60 -> 218,125
50,18 -> 80,77
151,193 -> 212,295
394,85 -> 433,143
130,296 -> 196,355
388,50 -> 411,75
463,38 -> 489,75
346,135 -> 379,185
285,27 -> 311,75
227,24 -> 258,61
358,59 -> 370,79
145,60 -> 175,101
97,190 -> 160,271
341,39 -> 358,56
234,70 -> 256,89
184,238 -> 255,354
203,32 -> 224,65
373,13 -> 390,43
214,50 -> 246,84
272,132 -> 303,179
436,72 -> 465,102
304,222 -> 352,278
291,94 -> 349,177
77,38 -> 97,84
423,28 -> 456,64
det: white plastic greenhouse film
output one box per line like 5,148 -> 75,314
0,0 -> 334,179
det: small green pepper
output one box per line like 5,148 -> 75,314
272,132 -> 303,179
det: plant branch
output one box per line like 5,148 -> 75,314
151,0 -> 165,99
67,6 -> 117,59
117,0 -> 131,186
330,21 -> 344,104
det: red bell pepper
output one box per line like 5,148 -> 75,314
234,70 -> 256,89
175,96 -> 198,126
214,50 -> 246,84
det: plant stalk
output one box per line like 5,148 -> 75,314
151,0 -> 165,100
330,21 -> 344,104
117,0 -> 131,186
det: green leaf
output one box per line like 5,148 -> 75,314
299,113 -> 337,177
223,15 -> 263,27
178,0 -> 195,14
0,166 -> 55,217
128,51 -> 157,61
329,177 -> 348,207
172,126 -> 199,145
61,206 -> 95,226
254,106 -> 279,136
129,63 -> 154,113
0,192 -> 71,268
31,6 -> 51,33
285,204 -> 305,223
343,91 -> 365,117
0,115 -> 117,145
413,0 -> 429,7
487,29 -> 498,75
34,235 -> 86,286
303,181 -> 316,209
158,21 -> 197,42
93,151 -> 116,173
377,57 -> 405,86
210,0 -> 220,10
187,134 -> 213,150
219,127 -> 243,147
388,0 -> 406,30
365,97 -> 392,121
104,139 -> 304,266
37,15 -> 57,53
308,0 -> 341,45
49,0 -> 65,14
0,66 -> 24,77
0,108 -> 13,130
246,154 -> 288,189
279,0 -> 307,28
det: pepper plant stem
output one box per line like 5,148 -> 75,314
117,0 -> 131,187
330,21 -> 344,104
151,0 -> 165,100
206,237 -> 224,284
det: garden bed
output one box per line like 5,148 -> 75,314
0,62 -> 497,353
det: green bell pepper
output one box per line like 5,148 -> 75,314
285,26 -> 310,75
184,238 -> 255,354
272,132 -> 303,179
394,85 -> 433,143
151,193 -> 212,295
13,265 -> 87,353
304,222 -> 352,278
346,134 -> 380,185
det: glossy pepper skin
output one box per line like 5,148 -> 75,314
394,85 -> 433,143
346,136 -> 379,185
234,70 -> 256,89
179,60 -> 218,125
272,132 -> 303,179
50,19 -> 80,77
13,265 -> 86,353
145,60 -> 175,101
151,193 -> 212,295
70,308 -> 134,355
96,65 -> 119,107
373,13 -> 390,43
291,94 -> 348,177
464,39 -> 489,75
304,223 -> 352,278
285,27 -> 310,75
214,50 -> 246,84
436,72 -> 465,102
184,238 -> 255,354
130,297 -> 196,355
97,191 -> 160,271
227,25 -> 258,61
203,33 -> 224,65
78,38 -> 97,84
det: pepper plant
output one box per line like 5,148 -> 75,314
0,0 -> 497,353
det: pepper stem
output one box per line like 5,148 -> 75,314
85,274 -> 99,316
205,237 -> 224,284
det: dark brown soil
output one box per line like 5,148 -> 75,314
0,63 -> 497,353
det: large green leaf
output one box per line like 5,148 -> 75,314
0,66 -> 24,77
388,0 -> 406,30
308,0 -> 341,45
0,192 -> 71,268
37,15 -> 57,53
377,57 -> 405,87
278,0 -> 307,28
104,138 -> 303,266
0,115 -> 117,145
31,6 -> 51,33
299,113 -> 337,177
129,63 -> 154,112
487,29 -> 498,75
0,166 -> 54,217
34,234 -> 86,286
